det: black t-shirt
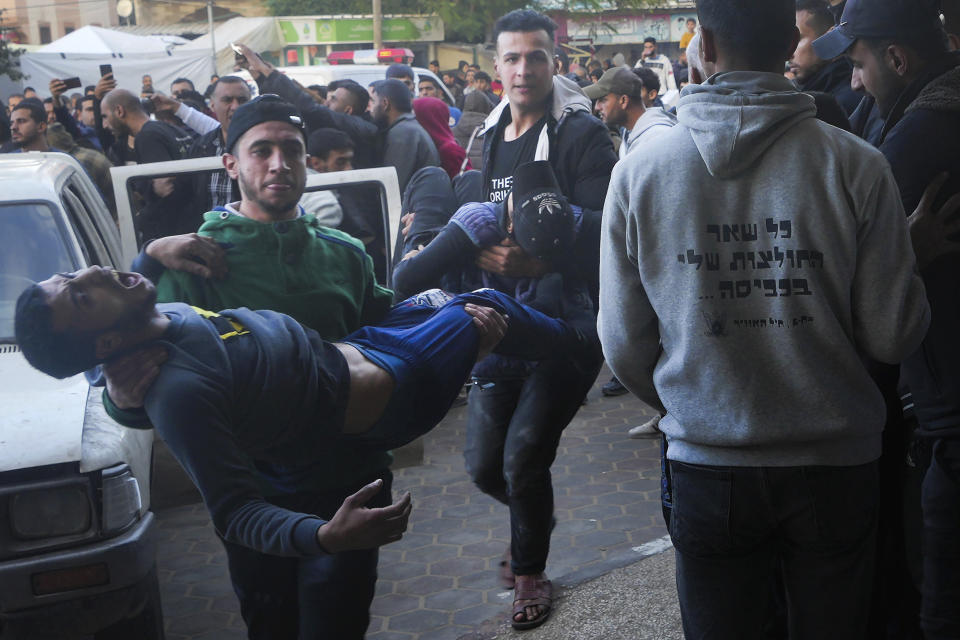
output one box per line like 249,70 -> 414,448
487,117 -> 546,204
134,120 -> 191,164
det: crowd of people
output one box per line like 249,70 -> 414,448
6,0 -> 960,638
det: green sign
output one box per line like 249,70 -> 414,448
279,16 -> 443,45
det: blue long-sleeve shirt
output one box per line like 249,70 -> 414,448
146,303 -> 350,557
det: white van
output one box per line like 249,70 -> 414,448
0,153 -> 161,639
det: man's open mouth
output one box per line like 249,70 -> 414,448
111,270 -> 143,288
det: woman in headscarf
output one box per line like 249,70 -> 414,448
412,96 -> 470,179
452,91 -> 494,173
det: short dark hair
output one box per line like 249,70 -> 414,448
493,9 -> 558,48
78,95 -> 96,109
633,66 -> 661,94
556,48 -> 570,71
474,71 -> 492,83
386,63 -> 415,81
796,0 -> 835,36
307,127 -> 354,159
429,59 -> 439,66
13,101 -> 46,125
371,78 -> 413,113
23,86 -> 35,93
687,17 -> 696,24
329,79 -> 370,113
643,37 -> 657,45
212,75 -> 249,93
177,89 -> 208,107
863,30 -> 950,65
15,284 -> 98,379
171,77 -> 195,91
589,68 -> 603,81
458,60 -> 469,70
697,0 -> 796,68
84,85 -> 95,94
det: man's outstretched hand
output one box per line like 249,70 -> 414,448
234,43 -> 274,79
146,233 -> 228,279
316,480 -> 412,553
907,173 -> 960,271
465,303 -> 508,360
103,346 -> 168,409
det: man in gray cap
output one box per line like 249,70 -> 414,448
584,67 -> 676,159
816,3 -> 960,638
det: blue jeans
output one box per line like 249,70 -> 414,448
464,358 -> 600,576
920,438 -> 960,640
669,460 -> 879,640
345,289 -> 594,451
220,471 -> 392,640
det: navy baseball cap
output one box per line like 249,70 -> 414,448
511,161 -> 574,262
813,0 -> 944,60
224,94 -> 304,153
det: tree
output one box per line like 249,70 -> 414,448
0,10 -> 25,81
266,0 -> 423,17
0,41 -> 24,81
265,0 -> 669,44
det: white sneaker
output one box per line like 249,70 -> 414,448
628,415 -> 662,439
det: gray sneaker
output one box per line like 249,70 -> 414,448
628,415 -> 661,439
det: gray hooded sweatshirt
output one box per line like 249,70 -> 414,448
599,72 -> 930,467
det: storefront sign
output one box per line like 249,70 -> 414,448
567,13 -> 694,44
279,16 -> 444,45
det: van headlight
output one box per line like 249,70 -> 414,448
10,483 -> 92,540
101,465 -> 142,535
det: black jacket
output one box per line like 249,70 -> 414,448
798,57 -> 861,117
479,76 -> 618,306
883,55 -> 960,436
258,71 -> 380,170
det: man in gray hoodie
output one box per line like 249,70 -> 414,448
599,0 -> 930,637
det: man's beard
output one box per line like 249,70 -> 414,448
237,170 -> 301,217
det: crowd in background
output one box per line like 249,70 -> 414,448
3,0 -> 960,638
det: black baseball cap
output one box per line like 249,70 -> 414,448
511,161 -> 574,262
583,67 -> 645,100
224,94 -> 305,153
813,0 -> 944,60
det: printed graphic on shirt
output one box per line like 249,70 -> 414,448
678,216 -> 823,332
487,117 -> 546,204
489,176 -> 513,203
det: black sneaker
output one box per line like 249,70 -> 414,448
602,376 -> 629,397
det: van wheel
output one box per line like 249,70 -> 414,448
94,565 -> 165,640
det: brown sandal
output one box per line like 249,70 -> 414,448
511,577 -> 552,630
498,546 -> 515,589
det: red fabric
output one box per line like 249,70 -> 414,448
413,96 -> 471,178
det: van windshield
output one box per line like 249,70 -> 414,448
0,202 -> 77,342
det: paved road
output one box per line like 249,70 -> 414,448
154,368 -> 674,639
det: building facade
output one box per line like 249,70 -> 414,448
0,0 -> 117,44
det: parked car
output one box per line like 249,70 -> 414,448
0,152 -> 161,639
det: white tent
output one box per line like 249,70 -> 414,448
181,17 -> 284,76
20,25 -> 212,96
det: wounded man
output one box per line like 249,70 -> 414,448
15,267 -> 597,558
